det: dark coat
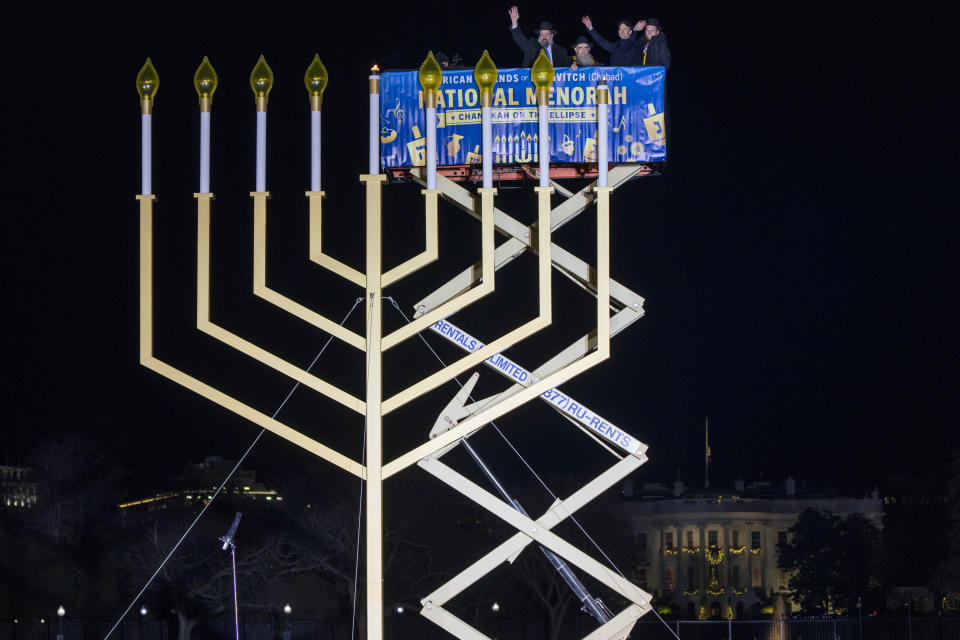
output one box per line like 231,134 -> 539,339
586,29 -> 642,66
509,26 -> 571,67
639,32 -> 671,71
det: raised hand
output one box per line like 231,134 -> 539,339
508,6 -> 520,27
581,15 -> 593,31
633,19 -> 647,31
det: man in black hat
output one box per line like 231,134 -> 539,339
632,18 -> 671,71
508,6 -> 570,67
570,36 -> 598,69
581,15 -> 642,67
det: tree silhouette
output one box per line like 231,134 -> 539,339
777,508 -> 881,614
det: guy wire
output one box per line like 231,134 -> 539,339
104,298 -> 363,640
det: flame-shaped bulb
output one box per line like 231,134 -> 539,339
136,58 -> 159,101
418,51 -> 442,95
530,50 -> 555,93
249,55 -> 274,98
304,54 -> 328,109
473,50 -> 498,93
194,56 -> 218,101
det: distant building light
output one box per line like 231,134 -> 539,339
265,496 -> 272,500
277,496 -> 283,501
244,486 -> 251,491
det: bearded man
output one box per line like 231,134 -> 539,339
508,5 -> 570,67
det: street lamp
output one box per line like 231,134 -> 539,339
906,600 -> 912,640
856,596 -> 862,640
491,602 -> 500,613
57,606 -> 65,640
395,606 -> 404,615
282,604 -> 291,640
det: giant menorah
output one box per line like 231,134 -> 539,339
137,49 -> 657,640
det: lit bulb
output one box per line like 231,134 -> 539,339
418,52 -> 442,95
530,50 -> 555,93
473,50 -> 498,93
250,55 -> 274,99
304,55 -> 328,110
194,56 -> 218,101
136,58 -> 159,101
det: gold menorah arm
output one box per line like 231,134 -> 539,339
380,187 -> 552,414
383,185 -> 610,475
197,194 -> 365,413
139,195 -> 365,477
307,191 -> 366,288
380,187 -> 497,351
412,168 -> 643,316
380,189 -> 439,287
254,193 -> 367,352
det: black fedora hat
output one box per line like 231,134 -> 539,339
535,21 -> 558,35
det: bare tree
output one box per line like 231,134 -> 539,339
26,430 -> 125,542
508,545 -> 577,640
124,511 -> 321,640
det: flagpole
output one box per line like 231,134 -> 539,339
705,416 -> 710,489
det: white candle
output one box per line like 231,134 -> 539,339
369,72 -> 380,175
311,110 -> 321,191
538,104 -> 549,187
256,111 -> 266,192
200,111 -> 211,193
597,82 -> 609,188
482,106 -> 492,189
426,106 -> 437,189
141,114 -> 151,195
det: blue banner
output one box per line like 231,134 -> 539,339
379,66 -> 666,168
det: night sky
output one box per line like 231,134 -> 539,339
3,2 -> 956,498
